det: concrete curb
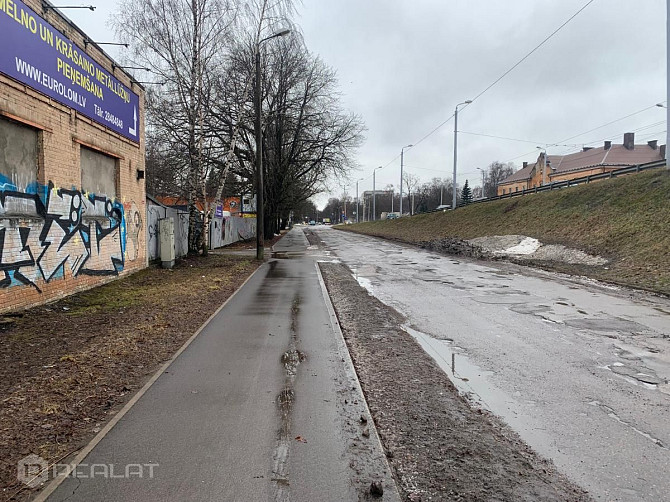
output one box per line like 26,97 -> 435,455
314,262 -> 401,501
32,264 -> 266,502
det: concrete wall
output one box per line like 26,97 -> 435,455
147,205 -> 256,261
1,0 -> 146,313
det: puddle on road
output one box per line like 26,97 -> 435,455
350,268 -> 375,295
404,325 -> 501,409
272,293 -> 305,499
281,349 -> 306,376
403,325 -> 558,460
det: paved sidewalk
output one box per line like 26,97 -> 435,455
45,228 -> 397,502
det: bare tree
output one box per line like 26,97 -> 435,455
117,0 -> 361,247
402,172 -> 420,214
211,38 -> 364,237
483,161 -> 516,198
115,0 -> 237,253
412,177 -> 454,213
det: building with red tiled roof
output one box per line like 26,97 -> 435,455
497,133 -> 665,195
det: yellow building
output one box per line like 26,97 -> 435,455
497,133 -> 665,196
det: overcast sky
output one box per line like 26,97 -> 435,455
64,0 -> 666,205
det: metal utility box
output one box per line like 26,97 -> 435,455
159,217 -> 175,269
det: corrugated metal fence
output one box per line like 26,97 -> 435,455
147,200 -> 256,261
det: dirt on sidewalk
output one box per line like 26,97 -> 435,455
319,260 -> 592,502
0,253 -> 259,502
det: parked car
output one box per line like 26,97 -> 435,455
309,220 -> 316,225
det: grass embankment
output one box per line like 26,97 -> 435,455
340,169 -> 670,295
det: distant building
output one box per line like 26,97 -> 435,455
360,190 -> 393,221
497,133 -> 665,195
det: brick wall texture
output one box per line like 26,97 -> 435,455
1,0 -> 147,313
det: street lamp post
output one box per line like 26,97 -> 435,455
477,167 -> 485,198
453,100 -> 472,209
400,144 -> 412,215
255,29 -> 290,260
373,166 -> 382,221
356,177 -> 364,223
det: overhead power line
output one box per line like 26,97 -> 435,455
459,131 -> 578,147
500,101 -> 666,163
555,103 -> 664,144
467,0 -> 597,106
386,0 -> 597,160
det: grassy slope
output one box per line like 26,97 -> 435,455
340,169 -> 670,295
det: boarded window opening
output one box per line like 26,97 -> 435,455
81,146 -> 117,198
0,117 -> 38,189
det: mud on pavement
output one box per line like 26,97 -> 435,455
319,260 -> 592,502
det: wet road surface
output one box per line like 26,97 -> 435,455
48,228 -> 398,502
314,226 -> 670,502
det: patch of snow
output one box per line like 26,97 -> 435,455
503,237 -> 541,255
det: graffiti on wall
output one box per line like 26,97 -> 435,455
0,176 -> 139,293
123,201 -> 143,261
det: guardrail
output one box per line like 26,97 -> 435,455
460,159 -> 667,208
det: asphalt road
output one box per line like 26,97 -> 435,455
313,226 -> 670,502
47,228 -> 398,502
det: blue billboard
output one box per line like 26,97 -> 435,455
0,0 -> 140,143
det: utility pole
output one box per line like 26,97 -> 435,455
477,167 -> 485,198
254,48 -> 263,259
400,144 -> 412,215
254,29 -> 290,260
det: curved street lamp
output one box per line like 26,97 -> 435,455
477,167 -> 485,198
255,29 -> 291,260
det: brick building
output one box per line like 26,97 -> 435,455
1,0 -> 146,312
497,133 -> 665,195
